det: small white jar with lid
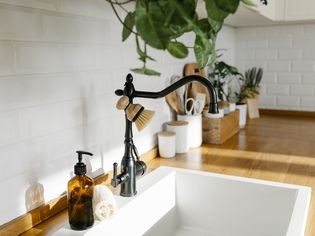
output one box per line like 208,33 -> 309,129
158,131 -> 176,158
166,120 -> 189,153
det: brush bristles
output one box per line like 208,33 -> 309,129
135,109 -> 155,131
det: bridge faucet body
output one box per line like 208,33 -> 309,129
111,73 -> 218,197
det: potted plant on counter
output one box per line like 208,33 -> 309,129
207,60 -> 242,116
235,67 -> 263,127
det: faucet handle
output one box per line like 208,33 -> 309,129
111,162 -> 119,187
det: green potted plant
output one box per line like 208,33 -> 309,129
208,61 -> 242,101
235,67 -> 263,126
107,0 -> 254,76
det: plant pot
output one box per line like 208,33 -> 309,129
236,103 -> 247,128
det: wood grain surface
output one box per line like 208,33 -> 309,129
202,110 -> 240,144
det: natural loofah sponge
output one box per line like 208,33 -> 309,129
93,185 -> 116,221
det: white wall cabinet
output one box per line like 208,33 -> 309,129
226,0 -> 315,27
246,0 -> 277,20
285,0 -> 315,21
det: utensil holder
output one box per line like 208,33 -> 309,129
177,114 -> 202,148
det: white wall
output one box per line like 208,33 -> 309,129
235,24 -> 315,111
0,0 -> 235,225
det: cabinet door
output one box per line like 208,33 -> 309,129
285,0 -> 315,20
245,0 -> 276,20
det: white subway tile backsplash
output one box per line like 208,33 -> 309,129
20,103 -> 66,138
291,61 -> 315,72
279,25 -> 304,37
302,73 -> 315,84
293,36 -> 315,48
236,23 -> 315,110
16,42 -> 61,73
79,18 -> 110,43
301,97 -> 315,108
61,44 -> 97,70
64,100 -> 84,128
255,26 -> 279,38
42,13 -> 81,42
278,49 -> 303,60
98,44 -> 123,69
269,37 -> 292,49
0,0 -> 57,11
0,74 -> 82,112
235,49 -> 255,60
0,5 -> 40,40
246,39 -> 268,49
304,24 -> 315,36
255,49 -> 277,60
259,95 -> 277,106
267,84 -> 290,95
268,61 -> 290,72
47,127 -> 84,160
303,49 -> 315,60
0,171 -> 30,224
290,85 -> 314,96
0,42 -> 15,75
277,73 -> 301,84
262,73 -> 277,84
277,96 -> 300,107
235,27 -> 256,39
0,111 -> 20,147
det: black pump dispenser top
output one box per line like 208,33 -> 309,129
74,151 -> 93,175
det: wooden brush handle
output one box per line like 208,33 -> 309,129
126,104 -> 143,121
116,96 -> 130,110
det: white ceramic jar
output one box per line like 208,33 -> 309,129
177,114 -> 202,148
166,120 -> 189,153
157,131 -> 176,158
236,104 -> 247,128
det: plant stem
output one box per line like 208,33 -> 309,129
106,0 -> 138,35
106,0 -> 135,5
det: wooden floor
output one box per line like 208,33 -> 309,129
22,114 -> 315,235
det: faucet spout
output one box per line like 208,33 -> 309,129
133,75 -> 219,114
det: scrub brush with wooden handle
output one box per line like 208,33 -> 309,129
116,96 -> 155,131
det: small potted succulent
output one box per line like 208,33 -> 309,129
235,67 -> 263,127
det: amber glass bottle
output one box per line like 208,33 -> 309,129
68,151 -> 94,230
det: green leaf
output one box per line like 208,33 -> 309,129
194,36 -> 208,68
131,67 -> 161,76
241,0 -> 257,7
204,0 -> 229,22
135,37 -> 155,62
197,19 -> 212,38
214,0 -> 241,14
135,0 -> 170,49
122,12 -> 135,42
208,18 -> 223,33
166,41 -> 188,58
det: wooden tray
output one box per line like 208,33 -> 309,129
202,110 -> 240,144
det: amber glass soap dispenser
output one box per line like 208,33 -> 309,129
68,151 -> 94,230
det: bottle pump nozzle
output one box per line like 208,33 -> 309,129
74,151 -> 93,175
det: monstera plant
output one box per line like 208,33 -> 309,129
106,0 -> 254,76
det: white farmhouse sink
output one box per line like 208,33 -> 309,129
55,166 -> 311,236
